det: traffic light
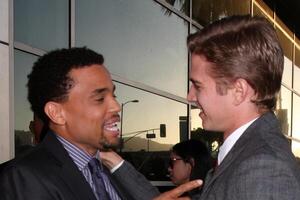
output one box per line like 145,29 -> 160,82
160,124 -> 166,137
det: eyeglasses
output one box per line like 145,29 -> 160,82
168,157 -> 183,168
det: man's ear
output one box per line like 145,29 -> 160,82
232,78 -> 250,105
44,101 -> 66,125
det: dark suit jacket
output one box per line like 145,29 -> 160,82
112,160 -> 160,200
0,132 -> 133,200
192,112 -> 300,200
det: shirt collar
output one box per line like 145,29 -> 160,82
56,134 -> 99,171
218,117 -> 258,165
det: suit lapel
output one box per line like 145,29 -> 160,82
42,132 -> 97,200
201,112 -> 277,197
104,166 -> 132,200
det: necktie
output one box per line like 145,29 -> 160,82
88,158 -> 110,200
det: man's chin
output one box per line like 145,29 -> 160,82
100,139 -> 121,151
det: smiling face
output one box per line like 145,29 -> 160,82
51,64 -> 121,155
187,54 -> 236,136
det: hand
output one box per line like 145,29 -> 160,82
153,180 -> 203,200
99,150 -> 124,170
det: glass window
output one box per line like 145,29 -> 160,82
14,0 -> 68,50
191,107 -> 202,131
191,0 -> 250,26
164,0 -> 190,14
276,17 -> 293,39
114,82 -> 187,152
292,94 -> 300,157
14,50 -> 38,155
0,44 -> 10,161
276,86 -> 292,136
191,25 -> 200,34
252,0 -> 273,19
76,0 -> 188,98
295,45 -> 300,93
277,28 -> 293,87
0,0 -> 9,42
190,107 -> 222,159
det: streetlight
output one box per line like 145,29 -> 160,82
120,99 -> 139,152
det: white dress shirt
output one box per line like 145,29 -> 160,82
218,117 -> 258,165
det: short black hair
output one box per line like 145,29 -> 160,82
172,139 -> 213,181
27,47 -> 104,123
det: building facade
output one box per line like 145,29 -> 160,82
1,0 -> 300,175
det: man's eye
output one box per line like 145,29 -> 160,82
194,84 -> 201,90
96,98 -> 104,102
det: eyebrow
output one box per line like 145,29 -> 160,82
91,85 -> 116,97
190,78 -> 201,86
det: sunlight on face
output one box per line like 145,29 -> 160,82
60,65 -> 121,155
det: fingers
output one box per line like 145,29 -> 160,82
170,180 -> 203,197
99,151 -> 124,169
153,180 -> 202,200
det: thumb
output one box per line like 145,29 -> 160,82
171,180 -> 203,197
152,179 -> 203,200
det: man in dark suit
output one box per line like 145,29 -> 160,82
0,47 -> 159,200
79,15 -> 300,200
94,15 -> 300,200
185,15 -> 300,199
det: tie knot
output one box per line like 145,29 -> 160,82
88,158 -> 102,174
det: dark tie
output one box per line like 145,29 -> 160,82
88,158 -> 111,200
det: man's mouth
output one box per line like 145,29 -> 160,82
104,121 -> 120,132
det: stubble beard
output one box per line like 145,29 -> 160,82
100,137 -> 121,152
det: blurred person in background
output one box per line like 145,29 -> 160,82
168,139 -> 213,196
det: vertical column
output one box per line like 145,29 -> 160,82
0,0 -> 13,162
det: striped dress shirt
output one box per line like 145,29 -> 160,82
56,135 -> 121,200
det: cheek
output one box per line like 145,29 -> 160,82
173,164 -> 190,178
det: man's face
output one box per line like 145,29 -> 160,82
59,64 -> 121,155
187,54 -> 235,134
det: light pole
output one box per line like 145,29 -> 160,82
120,99 -> 139,152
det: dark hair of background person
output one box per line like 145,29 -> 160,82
27,47 -> 104,124
187,15 -> 283,112
171,139 -> 213,182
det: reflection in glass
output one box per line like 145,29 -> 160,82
252,0 -> 273,19
0,0 -> 9,42
114,82 -> 187,152
276,86 -> 292,136
191,0 -> 250,26
164,0 -> 190,14
191,107 -> 202,131
191,25 -> 199,34
14,50 -> 38,131
14,50 -> 38,155
76,0 -> 188,97
276,29 -> 293,87
295,47 -> 300,93
14,0 -> 68,50
292,95 -> 300,157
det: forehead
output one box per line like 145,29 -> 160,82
190,54 -> 214,81
69,64 -> 112,86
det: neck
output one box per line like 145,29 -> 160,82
223,111 -> 261,140
49,125 -> 98,156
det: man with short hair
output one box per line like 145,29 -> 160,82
105,15 -> 300,200
186,15 -> 300,200
0,47 -> 160,200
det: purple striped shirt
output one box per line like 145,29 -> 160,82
56,135 -> 121,200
